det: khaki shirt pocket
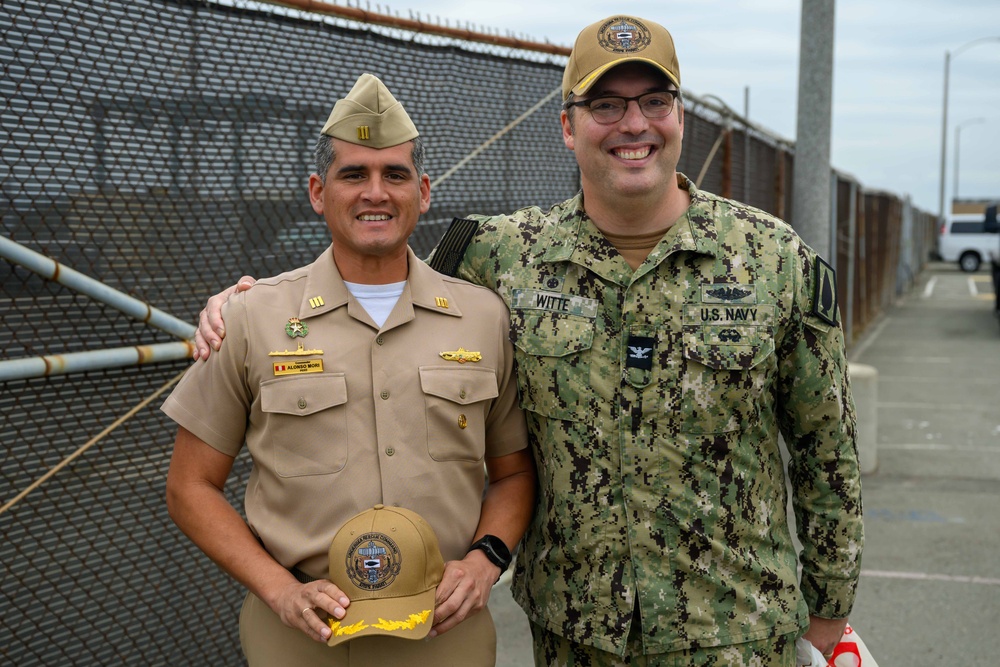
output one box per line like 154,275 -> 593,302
419,366 -> 498,462
259,373 -> 348,476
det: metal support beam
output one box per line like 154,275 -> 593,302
0,342 -> 194,382
0,235 -> 196,340
0,235 -> 197,380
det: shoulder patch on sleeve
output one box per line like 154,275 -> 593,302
812,256 -> 839,326
428,217 -> 479,277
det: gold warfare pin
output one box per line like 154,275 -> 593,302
269,341 -> 324,357
439,347 -> 482,364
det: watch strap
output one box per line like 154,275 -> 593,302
468,535 -> 512,575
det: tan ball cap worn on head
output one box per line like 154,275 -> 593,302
326,504 -> 445,647
321,73 -> 419,149
562,15 -> 681,100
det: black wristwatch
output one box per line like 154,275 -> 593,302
468,535 -> 512,577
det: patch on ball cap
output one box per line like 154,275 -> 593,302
597,17 -> 652,54
346,532 -> 402,591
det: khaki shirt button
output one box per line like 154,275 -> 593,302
297,397 -> 306,409
459,389 -> 467,399
386,447 -> 395,456
376,336 -> 385,345
380,390 -> 390,400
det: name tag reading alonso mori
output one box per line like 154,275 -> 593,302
273,360 -> 324,376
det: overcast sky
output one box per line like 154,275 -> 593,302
383,0 -> 1000,215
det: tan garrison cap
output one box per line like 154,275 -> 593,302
321,73 -> 418,148
562,15 -> 681,100
326,504 -> 444,647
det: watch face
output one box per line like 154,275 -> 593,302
473,536 -> 511,569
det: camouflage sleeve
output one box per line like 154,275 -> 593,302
776,243 -> 864,620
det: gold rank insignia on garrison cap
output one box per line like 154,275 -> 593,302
321,73 -> 419,149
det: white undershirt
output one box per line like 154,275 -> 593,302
344,280 -> 406,328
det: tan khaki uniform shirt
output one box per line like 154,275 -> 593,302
162,246 -> 527,577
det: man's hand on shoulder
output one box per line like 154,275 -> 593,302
192,276 -> 256,361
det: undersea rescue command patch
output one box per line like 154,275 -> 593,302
812,256 -> 839,326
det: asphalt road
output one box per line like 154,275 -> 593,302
486,262 -> 1000,666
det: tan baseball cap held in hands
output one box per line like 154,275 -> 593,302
326,504 -> 445,647
562,15 -> 681,100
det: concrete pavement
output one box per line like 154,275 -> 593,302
847,263 -> 999,666
486,262 -> 1000,666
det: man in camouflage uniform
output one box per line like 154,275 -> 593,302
431,15 -> 862,666
195,14 -> 863,666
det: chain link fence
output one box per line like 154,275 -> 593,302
2,0 -> 935,664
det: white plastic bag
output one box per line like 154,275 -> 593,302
795,624 -> 878,667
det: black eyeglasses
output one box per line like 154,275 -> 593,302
564,90 -> 680,124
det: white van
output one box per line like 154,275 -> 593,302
938,211 -> 998,272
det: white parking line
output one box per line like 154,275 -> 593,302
878,401 -> 998,411
922,277 -> 937,298
863,569 -> 1000,586
968,276 -> 979,296
879,443 -> 1000,453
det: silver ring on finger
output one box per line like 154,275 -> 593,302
301,607 -> 312,617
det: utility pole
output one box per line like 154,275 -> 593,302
792,0 -> 836,261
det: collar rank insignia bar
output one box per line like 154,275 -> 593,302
309,296 -> 325,309
439,347 -> 482,364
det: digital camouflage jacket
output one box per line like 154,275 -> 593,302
429,175 -> 863,655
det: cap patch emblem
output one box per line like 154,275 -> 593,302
598,17 -> 651,54
285,317 -> 308,338
346,533 -> 402,591
439,347 -> 482,363
357,125 -> 371,141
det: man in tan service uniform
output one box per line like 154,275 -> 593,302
162,73 -> 535,666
